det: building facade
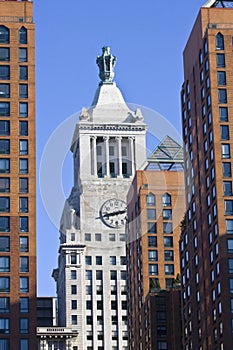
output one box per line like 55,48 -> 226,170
126,136 -> 185,350
53,47 -> 147,350
37,297 -> 78,350
180,1 -> 233,349
0,1 -> 36,349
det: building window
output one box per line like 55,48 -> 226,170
71,270 -> 76,280
19,84 -> 28,98
20,277 -> 28,293
0,121 -> 10,136
158,341 -> 168,350
70,253 -> 77,265
228,239 -> 233,253
148,250 -> 158,261
164,250 -> 174,261
146,193 -> 155,206
85,256 -> 92,265
96,270 -> 103,280
19,48 -> 27,62
120,256 -> 126,265
110,256 -> 116,265
148,264 -> 158,276
0,257 -> 9,272
95,233 -> 101,241
219,107 -> 228,122
0,217 -> 9,232
85,233 -> 91,241
19,237 -> 28,253
218,71 -> 226,85
19,197 -> 28,213
110,271 -> 117,280
220,125 -> 229,140
226,219 -> 233,234
0,66 -> 10,80
0,197 -> 10,213
0,84 -> 10,98
19,66 -> 28,80
163,222 -> 173,234
19,159 -> 28,174
0,277 -> 9,293
163,209 -> 172,220
71,315 -> 77,325
224,181 -> 232,196
20,257 -> 28,273
229,259 -> 233,274
162,193 -> 171,206
119,234 -> 125,241
109,233 -> 115,241
0,237 -> 9,252
0,48 -> 9,62
147,209 -> 156,220
216,53 -> 225,68
164,236 -> 173,247
71,300 -> 77,310
19,318 -> 28,334
0,297 -> 9,313
0,102 -> 10,116
147,222 -> 156,233
0,318 -> 9,334
164,264 -> 174,275
96,256 -> 102,265
19,178 -> 28,193
216,32 -> 224,50
19,121 -> 28,136
19,217 -> 28,232
19,339 -> 28,350
19,102 -> 28,117
218,89 -> 227,103
0,140 -> 9,155
86,270 -> 92,281
71,285 -> 77,294
222,162 -> 231,177
19,140 -> 28,156
19,297 -> 29,313
0,26 -> 9,44
148,236 -> 157,247
222,144 -> 230,158
225,200 -> 233,215
19,27 -> 27,44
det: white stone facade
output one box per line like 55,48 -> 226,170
53,78 -> 147,350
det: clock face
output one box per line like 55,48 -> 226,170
100,199 -> 127,228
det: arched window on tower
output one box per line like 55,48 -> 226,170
0,26 -> 9,44
216,33 -> 224,50
19,27 -> 27,44
162,193 -> 171,207
146,193 -> 155,206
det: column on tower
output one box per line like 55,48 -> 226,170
104,136 -> 110,177
116,136 -> 122,177
129,136 -> 135,176
91,136 -> 97,176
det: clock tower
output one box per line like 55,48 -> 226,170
53,47 -> 147,350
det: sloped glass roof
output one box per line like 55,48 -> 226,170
204,0 -> 233,8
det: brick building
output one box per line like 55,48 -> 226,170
0,1 -> 36,349
126,136 -> 185,350
180,1 -> 233,348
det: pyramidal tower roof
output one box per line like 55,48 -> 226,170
79,47 -> 144,124
203,0 -> 233,7
142,135 -> 184,171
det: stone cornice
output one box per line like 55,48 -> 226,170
78,123 -> 147,132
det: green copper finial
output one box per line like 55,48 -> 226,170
96,46 -> 116,84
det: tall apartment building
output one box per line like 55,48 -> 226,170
0,1 -> 36,349
180,1 -> 233,349
126,136 -> 185,350
53,47 -> 147,350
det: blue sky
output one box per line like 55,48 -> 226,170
35,0 -> 205,295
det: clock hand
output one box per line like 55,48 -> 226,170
102,209 -> 126,218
